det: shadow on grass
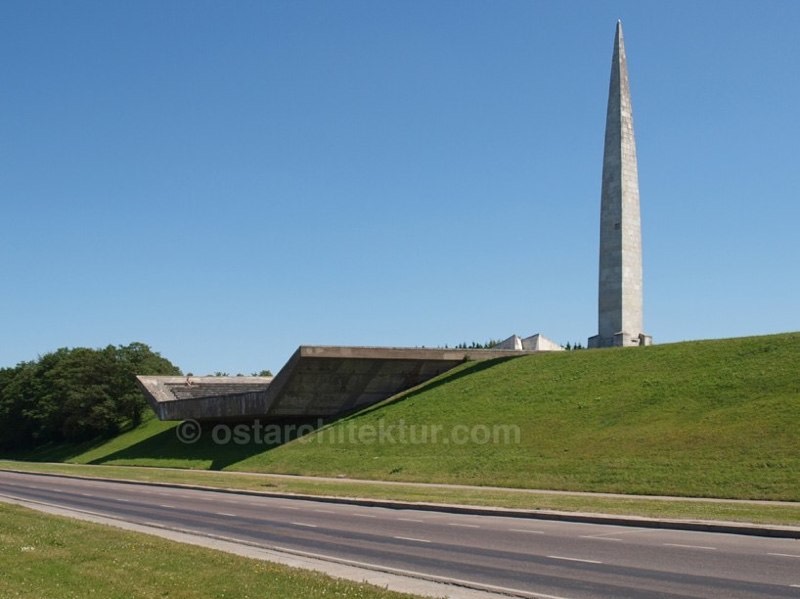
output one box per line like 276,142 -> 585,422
89,419 -> 330,470
1,437 -> 113,463
97,358 -> 518,469
7,357 -> 519,471
1,416 -> 158,464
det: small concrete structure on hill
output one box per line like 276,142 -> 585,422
138,345 -> 537,421
494,333 -> 563,352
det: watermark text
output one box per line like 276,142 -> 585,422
176,418 -> 520,447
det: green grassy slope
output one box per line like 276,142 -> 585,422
9,332 -> 800,500
233,332 -> 800,499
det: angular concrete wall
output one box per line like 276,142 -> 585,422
138,346 -> 537,421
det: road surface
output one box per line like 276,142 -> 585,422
1,470 -> 798,598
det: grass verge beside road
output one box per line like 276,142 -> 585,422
241,334 -> 800,500
2,461 -> 799,527
8,333 -> 799,502
0,502 -> 420,599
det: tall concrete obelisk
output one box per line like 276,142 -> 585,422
588,21 -> 652,348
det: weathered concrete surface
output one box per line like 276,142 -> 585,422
589,21 -> 651,349
136,376 -> 273,421
138,346 -> 536,421
495,333 -> 563,352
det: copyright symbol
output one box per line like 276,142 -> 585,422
176,419 -> 202,444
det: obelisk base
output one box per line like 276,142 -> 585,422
588,332 -> 652,348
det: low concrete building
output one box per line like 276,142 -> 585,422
138,345 -> 539,422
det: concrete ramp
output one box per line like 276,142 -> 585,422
137,346 -> 535,421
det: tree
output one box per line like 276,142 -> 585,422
112,342 -> 181,428
0,342 -> 181,450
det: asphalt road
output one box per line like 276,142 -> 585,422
1,471 -> 799,599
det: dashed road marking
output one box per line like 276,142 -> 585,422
547,555 -> 603,564
664,543 -> 716,550
509,528 -> 545,534
581,535 -> 623,541
447,523 -> 480,528
398,518 -> 423,523
215,512 -> 237,517
769,553 -> 800,558
394,536 -> 431,543
586,528 -> 646,537
269,542 -> 572,599
292,522 -> 318,528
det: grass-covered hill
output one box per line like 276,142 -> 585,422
10,333 -> 800,500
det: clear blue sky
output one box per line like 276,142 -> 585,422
2,1 -> 799,375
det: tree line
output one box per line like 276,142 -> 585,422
0,342 -> 180,451
447,340 -> 503,349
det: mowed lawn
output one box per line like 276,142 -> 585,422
0,503 -> 420,599
234,332 -> 800,499
10,332 -> 800,501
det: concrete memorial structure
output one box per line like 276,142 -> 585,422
138,23 -> 653,423
138,346 -> 536,421
588,21 -> 652,348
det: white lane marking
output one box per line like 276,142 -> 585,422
447,523 -> 480,529
586,528 -> 646,537
281,506 -> 300,510
509,528 -> 545,534
394,536 -> 431,543
292,522 -> 318,528
313,509 -> 335,514
78,492 -> 92,496
215,512 -> 237,517
114,498 -> 130,502
580,535 -> 623,541
271,543 -> 572,599
769,553 -> 800,558
1,490 -> 573,599
547,555 -> 603,564
791,584 -> 800,588
351,513 -> 377,518
398,518 -> 423,523
664,543 -> 716,551
158,504 -> 176,509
